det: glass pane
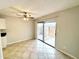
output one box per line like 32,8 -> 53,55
37,23 -> 43,40
44,22 -> 56,47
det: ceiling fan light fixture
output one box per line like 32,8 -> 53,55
23,17 -> 29,21
24,18 -> 26,20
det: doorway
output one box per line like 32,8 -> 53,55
37,22 -> 56,47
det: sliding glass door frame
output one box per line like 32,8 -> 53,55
37,21 -> 45,41
43,22 -> 45,41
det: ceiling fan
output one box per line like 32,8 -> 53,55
10,7 -> 35,21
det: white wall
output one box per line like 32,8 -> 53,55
56,6 -> 79,59
0,19 -> 6,29
6,17 -> 35,44
36,6 -> 79,59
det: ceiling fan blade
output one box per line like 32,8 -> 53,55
10,7 -> 24,13
10,7 -> 37,14
29,17 -> 34,19
15,13 -> 23,16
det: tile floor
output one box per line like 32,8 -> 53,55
3,40 -> 72,59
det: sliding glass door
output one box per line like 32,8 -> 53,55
37,22 -> 56,47
44,22 -> 56,46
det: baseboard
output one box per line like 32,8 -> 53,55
57,49 -> 77,59
7,39 -> 33,45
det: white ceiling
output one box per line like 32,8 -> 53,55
0,0 -> 79,18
